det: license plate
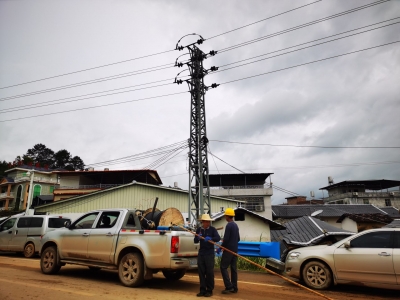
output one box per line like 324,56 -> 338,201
189,258 -> 197,266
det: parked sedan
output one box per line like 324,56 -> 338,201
285,228 -> 400,290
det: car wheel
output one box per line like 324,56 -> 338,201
162,269 -> 186,280
24,243 -> 35,258
118,253 -> 144,287
40,246 -> 61,275
302,261 -> 332,290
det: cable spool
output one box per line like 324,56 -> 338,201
141,207 -> 184,229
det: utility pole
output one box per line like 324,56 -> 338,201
25,170 -> 34,215
175,35 -> 219,224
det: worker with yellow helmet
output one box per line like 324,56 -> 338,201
220,208 -> 240,294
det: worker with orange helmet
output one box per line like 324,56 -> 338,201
220,208 -> 240,294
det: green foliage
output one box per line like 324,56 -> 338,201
1,143 -> 86,175
215,255 -> 267,272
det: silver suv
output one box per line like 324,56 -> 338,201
285,228 -> 400,290
0,215 -> 71,258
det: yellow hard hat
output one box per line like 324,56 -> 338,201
224,208 -> 235,216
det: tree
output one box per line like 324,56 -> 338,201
0,161 -> 9,178
53,149 -> 71,169
26,144 -> 55,167
69,156 -> 85,171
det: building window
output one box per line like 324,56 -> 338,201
235,212 -> 245,221
49,186 -> 54,193
363,199 -> 369,204
33,185 -> 41,198
385,199 -> 392,206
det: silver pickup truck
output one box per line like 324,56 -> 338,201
39,208 -> 198,287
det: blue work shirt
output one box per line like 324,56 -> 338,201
194,226 -> 221,255
221,221 -> 240,252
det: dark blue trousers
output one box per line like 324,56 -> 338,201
198,253 -> 215,293
220,251 -> 238,291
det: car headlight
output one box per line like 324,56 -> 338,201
288,252 -> 301,260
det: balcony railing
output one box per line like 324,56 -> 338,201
0,192 -> 14,199
56,184 -> 122,190
13,176 -> 57,184
324,191 -> 399,202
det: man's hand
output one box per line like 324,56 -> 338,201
216,247 -> 222,254
204,236 -> 211,242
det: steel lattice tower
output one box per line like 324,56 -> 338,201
186,45 -> 211,224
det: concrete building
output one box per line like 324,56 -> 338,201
0,166 -> 58,211
208,173 -> 273,219
285,195 -> 323,205
320,179 -> 400,209
0,166 -> 162,211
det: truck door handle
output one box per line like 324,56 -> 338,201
378,252 -> 391,256
106,233 -> 113,236
82,233 -> 90,237
15,230 -> 18,234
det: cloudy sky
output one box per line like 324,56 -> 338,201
1,0 -> 399,204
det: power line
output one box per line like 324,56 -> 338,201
2,40 -> 398,123
0,91 -> 187,123
0,64 -> 175,102
85,140 -> 188,167
3,19 -> 398,115
206,0 -> 323,40
218,40 -> 400,86
214,20 -> 400,73
209,160 -> 400,171
0,81 -> 175,114
0,49 -> 176,90
208,151 -> 245,174
217,0 -> 389,53
210,140 -> 400,149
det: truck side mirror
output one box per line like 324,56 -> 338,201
64,220 -> 71,228
344,241 -> 351,249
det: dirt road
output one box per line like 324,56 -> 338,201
0,253 -> 398,300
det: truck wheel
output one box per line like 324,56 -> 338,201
302,261 -> 332,290
24,243 -> 35,258
118,253 -> 144,287
41,246 -> 61,275
162,269 -> 186,280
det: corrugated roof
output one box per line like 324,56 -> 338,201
271,216 -> 354,246
272,204 -> 389,218
383,219 -> 400,228
319,179 -> 400,190
379,207 -> 400,218
336,213 -> 393,224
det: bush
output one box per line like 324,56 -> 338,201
215,255 -> 267,272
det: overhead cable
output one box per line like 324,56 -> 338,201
0,49 -> 175,90
217,0 -> 390,53
210,140 -> 400,149
206,0 -> 323,40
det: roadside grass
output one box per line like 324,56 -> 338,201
215,256 -> 267,272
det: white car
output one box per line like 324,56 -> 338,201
285,228 -> 400,290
